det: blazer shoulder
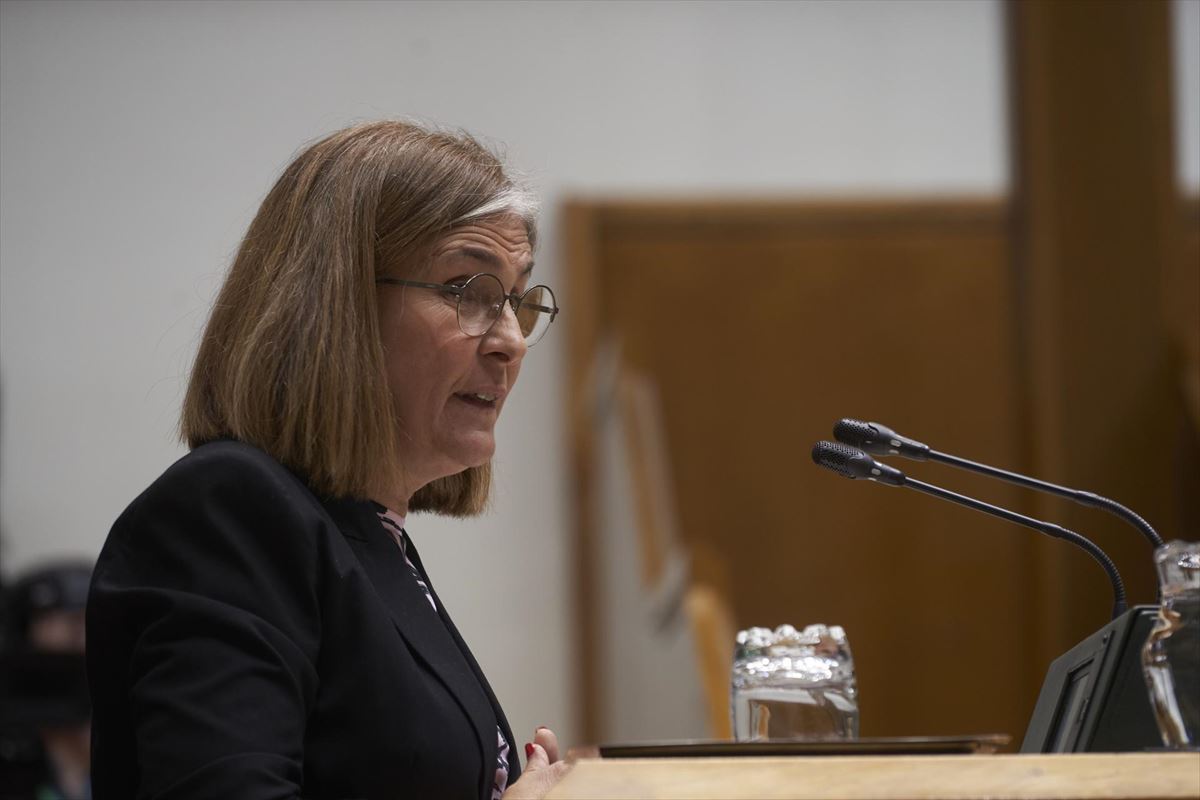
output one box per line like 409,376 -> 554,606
106,440 -> 331,555
131,440 -> 310,510
161,439 -> 306,491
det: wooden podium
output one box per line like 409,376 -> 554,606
546,753 -> 1200,799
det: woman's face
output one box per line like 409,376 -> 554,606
377,215 -> 532,500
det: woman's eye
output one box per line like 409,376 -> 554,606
435,277 -> 465,297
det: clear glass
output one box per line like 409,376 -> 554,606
1142,540 -> 1200,748
730,623 -> 859,741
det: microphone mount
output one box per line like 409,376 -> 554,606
812,441 -> 1129,619
832,418 -> 1163,549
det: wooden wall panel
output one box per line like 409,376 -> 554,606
565,0 -> 1194,754
1167,197 -> 1200,544
1169,198 -> 1200,435
568,200 -> 1045,745
1009,0 -> 1186,670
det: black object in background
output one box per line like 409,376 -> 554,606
601,734 -> 1012,758
0,649 -> 91,729
1021,606 -> 1163,752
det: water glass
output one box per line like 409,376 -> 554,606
731,623 -> 859,741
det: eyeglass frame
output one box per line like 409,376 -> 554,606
374,272 -> 560,345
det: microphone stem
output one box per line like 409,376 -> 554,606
905,477 -> 1129,620
928,450 -> 1163,549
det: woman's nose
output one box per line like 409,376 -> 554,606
483,302 -> 528,361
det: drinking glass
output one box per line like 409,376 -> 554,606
731,623 -> 859,741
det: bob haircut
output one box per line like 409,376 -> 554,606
181,120 -> 538,515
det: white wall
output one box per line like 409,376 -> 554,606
2,0 -> 1011,751
1176,0 -> 1200,193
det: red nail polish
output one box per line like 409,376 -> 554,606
524,742 -> 534,758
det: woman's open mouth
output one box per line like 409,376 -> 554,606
455,392 -> 497,408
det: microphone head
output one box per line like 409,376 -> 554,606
833,418 -> 930,460
833,418 -> 888,451
811,440 -> 866,479
812,440 -> 906,486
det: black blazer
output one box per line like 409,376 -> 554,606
86,440 -> 520,800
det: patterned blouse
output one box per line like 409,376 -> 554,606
373,505 -> 511,800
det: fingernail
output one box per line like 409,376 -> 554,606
524,742 -> 534,758
536,725 -> 548,732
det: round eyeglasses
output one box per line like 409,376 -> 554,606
376,273 -> 559,346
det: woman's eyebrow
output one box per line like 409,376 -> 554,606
452,245 -> 534,276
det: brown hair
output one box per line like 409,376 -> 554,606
181,120 -> 537,515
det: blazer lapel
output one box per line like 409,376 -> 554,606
322,498 -> 496,795
403,531 -> 522,784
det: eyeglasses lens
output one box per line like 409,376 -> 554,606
458,275 -> 555,345
517,286 -> 553,345
458,275 -> 503,336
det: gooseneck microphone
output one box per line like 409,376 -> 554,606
811,441 -> 1129,619
832,419 -> 1163,549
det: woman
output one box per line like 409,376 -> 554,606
86,121 -> 568,799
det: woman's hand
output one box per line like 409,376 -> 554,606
501,727 -> 571,800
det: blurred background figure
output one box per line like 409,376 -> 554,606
0,560 -> 93,800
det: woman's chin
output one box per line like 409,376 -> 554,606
444,438 -> 496,472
